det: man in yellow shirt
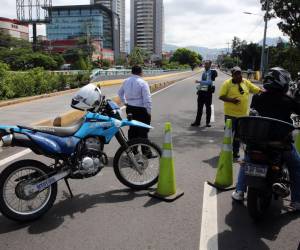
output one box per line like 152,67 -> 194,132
219,66 -> 262,158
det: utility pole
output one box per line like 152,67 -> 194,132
260,0 -> 270,79
226,42 -> 231,55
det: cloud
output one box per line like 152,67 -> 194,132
0,0 -> 285,48
165,0 -> 231,16
163,0 -> 285,47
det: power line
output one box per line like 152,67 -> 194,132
245,18 -> 264,42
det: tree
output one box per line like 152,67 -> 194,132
261,0 -> 300,48
240,43 -> 261,70
221,56 -> 236,69
128,47 -> 148,66
231,36 -> 247,59
170,48 -> 202,68
0,30 -> 31,49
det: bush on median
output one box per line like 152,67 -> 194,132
0,63 -> 90,100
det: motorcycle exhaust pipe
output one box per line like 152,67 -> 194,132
1,134 -> 13,147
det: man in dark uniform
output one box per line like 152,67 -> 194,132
191,60 -> 217,127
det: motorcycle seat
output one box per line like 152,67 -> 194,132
17,119 -> 84,137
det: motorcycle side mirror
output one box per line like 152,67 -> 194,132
127,113 -> 133,121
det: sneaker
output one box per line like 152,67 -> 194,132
231,190 -> 244,201
289,202 -> 300,211
206,124 -> 212,127
272,183 -> 290,197
191,122 -> 200,127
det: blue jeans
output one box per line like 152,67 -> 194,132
236,145 -> 300,203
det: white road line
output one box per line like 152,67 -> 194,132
211,104 -> 215,123
152,74 -> 198,96
199,182 -> 218,250
0,149 -> 31,167
0,74 -> 197,168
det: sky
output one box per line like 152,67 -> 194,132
0,0 -> 286,48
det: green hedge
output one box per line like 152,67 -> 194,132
0,62 -> 90,100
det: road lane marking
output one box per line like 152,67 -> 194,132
211,105 -> 215,123
0,74 -> 197,168
0,149 -> 31,167
199,182 -> 218,250
152,74 -> 199,96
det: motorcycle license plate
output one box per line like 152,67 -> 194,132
244,163 -> 268,178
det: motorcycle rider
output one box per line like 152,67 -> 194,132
232,67 -> 300,211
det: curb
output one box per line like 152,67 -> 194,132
34,72 -> 198,127
0,71 -> 193,109
0,88 -> 79,108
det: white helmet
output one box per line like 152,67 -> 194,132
71,83 -> 103,111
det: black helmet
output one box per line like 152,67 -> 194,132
263,67 -> 291,92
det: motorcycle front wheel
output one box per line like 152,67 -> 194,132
113,138 -> 162,190
0,160 -> 57,222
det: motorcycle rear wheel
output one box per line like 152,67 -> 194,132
0,160 -> 57,222
247,187 -> 271,221
113,138 -> 162,190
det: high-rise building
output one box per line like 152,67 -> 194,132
0,17 -> 29,40
91,0 -> 125,53
45,4 -> 120,60
130,0 -> 164,59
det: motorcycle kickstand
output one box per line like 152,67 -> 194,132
64,178 -> 74,198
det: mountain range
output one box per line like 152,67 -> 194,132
163,36 -> 288,60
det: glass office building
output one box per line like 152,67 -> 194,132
46,5 -> 113,49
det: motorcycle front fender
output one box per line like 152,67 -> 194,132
121,119 -> 153,129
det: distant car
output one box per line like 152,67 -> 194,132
115,65 -> 125,70
60,64 -> 71,70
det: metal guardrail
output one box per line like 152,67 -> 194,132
49,68 -> 189,77
8,69 -> 189,77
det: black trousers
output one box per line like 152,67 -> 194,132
194,91 -> 212,125
126,105 -> 151,140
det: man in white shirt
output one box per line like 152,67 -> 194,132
118,65 -> 152,143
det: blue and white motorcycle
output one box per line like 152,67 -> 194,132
0,84 -> 161,222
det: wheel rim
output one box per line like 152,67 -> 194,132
118,143 -> 160,186
3,167 -> 52,216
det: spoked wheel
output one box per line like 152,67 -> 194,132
113,138 -> 162,190
247,187 -> 271,221
0,160 -> 57,222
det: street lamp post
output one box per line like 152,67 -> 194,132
244,0 -> 270,79
260,0 -> 270,79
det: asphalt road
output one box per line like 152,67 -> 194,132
0,71 -> 299,250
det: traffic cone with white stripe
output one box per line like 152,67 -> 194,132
149,122 -> 184,202
295,131 -> 300,154
208,119 -> 235,191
